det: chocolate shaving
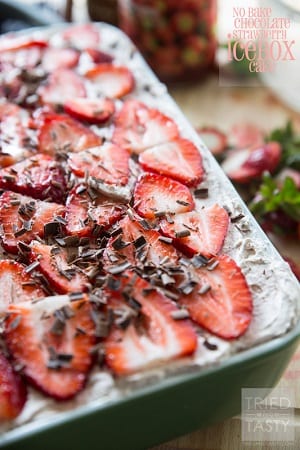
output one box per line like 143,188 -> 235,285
69,292 -> 85,302
110,227 -> 123,238
14,227 -> 27,238
138,219 -> 152,230
112,236 -> 129,250
25,260 -> 40,273
18,241 -> 31,254
90,310 -> 111,338
8,315 -> 21,331
171,309 -> 190,320
154,211 -> 166,218
133,235 -> 147,249
231,213 -> 245,223
176,200 -> 190,206
124,295 -> 142,312
54,216 -> 68,225
44,221 -> 61,238
50,317 -> 65,336
47,347 -> 73,370
161,273 -> 176,285
198,283 -> 211,295
178,280 -> 197,295
107,276 -> 121,291
175,230 -> 191,238
207,260 -> 219,271
194,188 -> 209,199
106,261 -> 132,275
203,340 -> 218,351
191,254 -> 210,268
126,208 -> 135,220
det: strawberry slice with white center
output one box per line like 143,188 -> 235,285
179,255 -> 253,339
38,69 -> 86,106
64,97 -> 115,124
85,64 -> 134,99
112,99 -> 179,153
68,143 -> 130,186
60,24 -> 100,50
0,260 -> 45,313
38,113 -> 102,155
0,154 -> 66,203
133,173 -> 194,219
65,186 -> 124,237
0,103 -> 33,167
42,47 -> 80,72
0,351 -> 27,421
0,191 -> 65,254
229,123 -> 265,150
104,216 -> 178,268
139,138 -> 204,186
222,142 -> 281,183
4,296 -> 96,400
160,205 -> 229,258
197,126 -> 227,156
0,38 -> 47,69
30,241 -> 90,294
104,275 -> 197,375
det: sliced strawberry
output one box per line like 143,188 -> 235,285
60,24 -> 100,49
0,191 -> 65,253
0,38 -> 47,70
64,97 -> 115,124
222,142 -> 281,183
0,351 -> 27,421
38,69 -> 86,106
139,138 -> 204,186
112,99 -> 179,153
85,48 -> 113,64
133,173 -> 194,219
105,274 -> 197,375
179,255 -> 253,339
160,205 -> 229,258
0,260 -> 45,312
0,154 -> 66,203
29,241 -> 89,294
197,126 -> 227,156
38,113 -> 102,155
4,296 -> 96,400
65,186 -> 124,237
42,47 -> 80,72
0,37 -> 47,54
230,123 -> 265,150
104,216 -> 178,268
68,143 -> 130,186
85,64 -> 134,99
0,102 -> 33,168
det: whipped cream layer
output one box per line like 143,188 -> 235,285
0,23 -> 299,438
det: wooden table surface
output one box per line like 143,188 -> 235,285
150,75 -> 300,450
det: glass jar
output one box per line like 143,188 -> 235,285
118,0 -> 217,83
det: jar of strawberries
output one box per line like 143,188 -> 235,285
118,0 -> 217,83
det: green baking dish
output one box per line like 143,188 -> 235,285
1,323 -> 299,450
0,23 -> 299,450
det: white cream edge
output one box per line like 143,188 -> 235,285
1,23 -> 300,435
